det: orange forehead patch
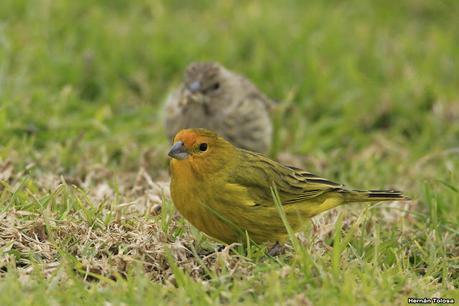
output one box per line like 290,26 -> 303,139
173,128 -> 218,149
174,129 -> 198,148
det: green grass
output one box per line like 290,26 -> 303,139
1,0 -> 458,305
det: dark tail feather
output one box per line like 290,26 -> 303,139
343,189 -> 409,202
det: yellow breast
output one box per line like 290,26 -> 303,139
170,159 -> 240,243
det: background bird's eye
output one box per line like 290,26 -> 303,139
211,82 -> 220,90
199,143 -> 208,151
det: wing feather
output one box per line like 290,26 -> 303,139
229,150 -> 344,206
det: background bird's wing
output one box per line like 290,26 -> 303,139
236,74 -> 275,111
219,94 -> 273,153
229,150 -> 344,206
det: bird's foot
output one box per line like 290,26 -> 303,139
267,241 -> 284,257
199,244 -> 226,257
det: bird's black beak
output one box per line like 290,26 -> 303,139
168,141 -> 189,160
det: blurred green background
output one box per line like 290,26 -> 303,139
0,0 -> 458,304
1,0 -> 458,170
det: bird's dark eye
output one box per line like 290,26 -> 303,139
211,82 -> 220,90
199,143 -> 208,151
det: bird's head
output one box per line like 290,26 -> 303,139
182,62 -> 224,103
168,128 -> 236,176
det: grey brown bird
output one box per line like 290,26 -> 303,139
163,62 -> 274,154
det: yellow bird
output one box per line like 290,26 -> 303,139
168,128 -> 407,244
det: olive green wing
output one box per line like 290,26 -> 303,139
228,149 -> 345,206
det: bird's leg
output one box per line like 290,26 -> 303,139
199,244 -> 226,258
151,204 -> 162,216
267,241 -> 284,256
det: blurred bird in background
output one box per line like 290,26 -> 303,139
163,61 -> 274,154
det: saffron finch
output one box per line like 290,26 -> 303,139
168,128 -> 407,244
163,61 -> 274,154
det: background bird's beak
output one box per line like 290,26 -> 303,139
168,141 -> 189,160
187,81 -> 201,93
